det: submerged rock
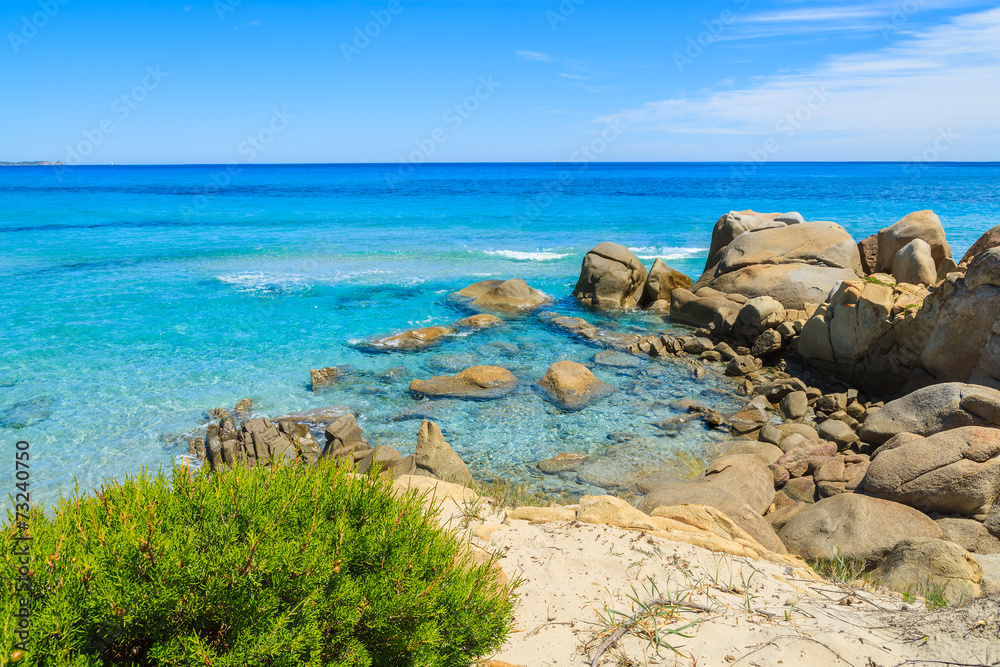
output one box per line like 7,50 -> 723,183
538,360 -> 614,410
410,365 -> 517,400
538,452 -> 589,474
367,325 -> 455,352
454,313 -> 504,329
309,367 -> 339,390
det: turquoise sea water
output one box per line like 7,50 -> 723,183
2,162 -> 999,509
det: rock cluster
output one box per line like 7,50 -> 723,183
572,242 -> 692,312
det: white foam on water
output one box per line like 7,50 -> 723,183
483,250 -> 569,261
629,246 -> 708,260
216,272 -> 309,296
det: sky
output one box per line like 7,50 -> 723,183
0,0 -> 998,163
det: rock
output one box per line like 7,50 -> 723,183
877,538 -> 982,603
323,414 -> 368,450
893,238 -> 938,286
876,210 -> 951,274
858,234 -> 880,275
862,426 -> 1000,518
782,477 -> 817,504
751,329 -> 783,356
767,502 -> 807,531
369,325 -> 455,351
413,419 -> 473,486
726,355 -> 761,377
778,434 -> 807,453
976,554 -> 1000,593
817,420 -> 860,450
683,337 -> 715,355
637,482 -> 786,553
814,456 -> 869,498
697,221 -> 863,310
577,495 -> 648,528
963,246 -> 1000,291
777,423 -> 819,441
593,350 -> 644,368
357,446 -> 413,477
717,441 -> 784,465
506,506 -> 577,523
454,279 -> 548,312
960,224 -> 1000,266
410,365 -> 517,400
538,360 -> 614,411
454,313 -> 504,329
703,454 -> 776,514
276,421 -> 322,465
759,423 -> 783,446
776,441 -> 838,478
775,212 -> 805,225
309,367 -> 339,390
236,417 -> 299,466
669,287 -> 746,329
737,296 -> 786,336
573,242 -> 649,309
778,493 -> 942,562
859,383 -> 1000,445
538,452 -> 589,474
780,392 -> 808,421
234,398 -> 253,417
705,209 -> 783,270
640,258 -> 692,307
936,517 -> 1000,554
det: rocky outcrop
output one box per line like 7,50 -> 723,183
778,493 -> 942,561
454,313 -> 504,329
639,258 -> 692,308
573,242 -> 648,309
693,221 -> 863,310
454,279 -> 549,312
859,382 -> 1000,444
862,427 -> 1000,518
414,419 -> 474,486
538,360 -> 614,410
705,210 -> 782,269
876,210 -> 951,275
190,416 -> 323,471
410,365 -> 517,400
877,538 -> 982,603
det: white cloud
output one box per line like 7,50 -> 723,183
612,6 -> 1000,158
515,50 -> 552,61
558,73 -> 588,80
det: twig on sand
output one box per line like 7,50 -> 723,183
733,635 -> 857,666
587,598 -> 717,667
894,661 -> 998,666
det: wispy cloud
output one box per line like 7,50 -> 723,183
515,50 -> 552,61
611,6 -> 1000,157
558,72 -> 588,80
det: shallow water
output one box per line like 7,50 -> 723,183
2,162 -> 999,509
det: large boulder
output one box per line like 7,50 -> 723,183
859,383 -> 1000,444
702,454 -> 775,515
538,360 -> 614,410
413,419 -> 474,486
877,538 -> 982,603
637,482 -> 786,553
876,210 -> 951,274
639,258 -> 692,307
778,493 -> 942,561
960,224 -> 1000,266
862,427 -> 1000,518
669,287 -> 747,329
573,242 -> 648,309
705,210 -> 782,270
455,279 -> 549,312
694,221 -> 863,310
893,238 -> 937,287
409,365 -> 517,400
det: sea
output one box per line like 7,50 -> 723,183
2,162 -> 999,511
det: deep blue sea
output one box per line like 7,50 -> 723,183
2,162 -> 999,509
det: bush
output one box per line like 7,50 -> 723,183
1,460 -> 516,666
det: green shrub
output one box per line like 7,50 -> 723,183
1,460 -> 516,666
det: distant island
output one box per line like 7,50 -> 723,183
0,160 -> 63,166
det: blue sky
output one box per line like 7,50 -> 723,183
1,0 -> 997,163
